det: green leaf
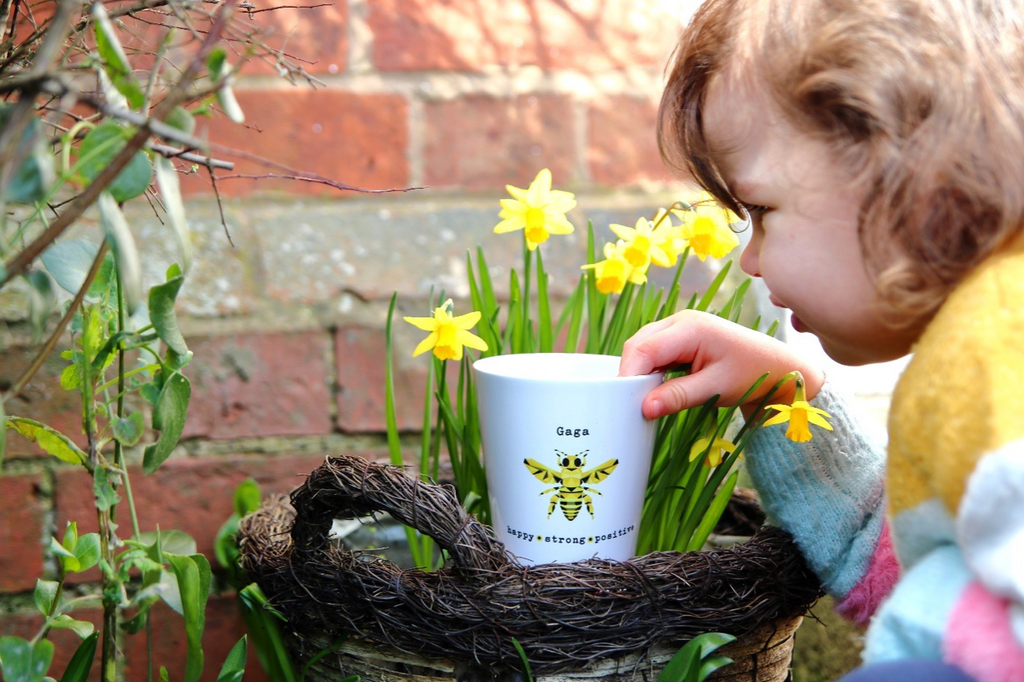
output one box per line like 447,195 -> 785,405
686,470 -> 739,552
98,191 -> 143,313
69,534 -> 101,573
61,522 -> 78,553
154,156 -> 193,273
143,372 -> 191,474
207,47 -> 244,123
698,655 -> 734,680
207,47 -> 228,80
4,418 -> 86,465
78,123 -> 152,202
40,241 -> 115,299
165,106 -> 196,135
93,465 -> 121,513
656,638 -> 702,682
0,105 -> 55,205
213,515 -> 240,570
91,2 -> 145,109
214,635 -> 247,682
26,270 -> 56,339
34,579 -> 59,616
232,478 -> 261,517
0,635 -> 54,682
166,554 -> 211,682
217,82 -> 245,125
511,638 -> 534,682
49,615 -> 95,640
137,529 -> 197,557
58,632 -> 98,682
148,273 -> 188,355
112,412 -> 144,446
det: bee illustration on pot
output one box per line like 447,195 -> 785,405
523,450 -> 618,521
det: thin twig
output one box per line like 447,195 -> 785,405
1,242 -> 109,406
217,173 -> 426,194
149,142 -> 234,170
205,163 -> 234,247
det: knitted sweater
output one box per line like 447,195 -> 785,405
744,237 -> 1024,681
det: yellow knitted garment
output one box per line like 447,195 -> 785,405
888,237 -> 1024,517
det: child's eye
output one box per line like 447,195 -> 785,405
741,204 -> 770,219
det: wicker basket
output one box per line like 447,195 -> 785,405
239,454 -> 822,681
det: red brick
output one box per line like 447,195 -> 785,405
53,453 -> 356,584
180,89 -> 409,197
0,609 -> 103,680
368,0 -> 680,73
0,474 -> 47,591
424,94 -> 576,190
1,345 -> 85,458
335,325 -> 439,433
232,0 -> 348,77
587,95 -> 669,186
182,332 -> 333,441
124,597 -> 270,682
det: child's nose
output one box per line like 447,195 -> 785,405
739,233 -> 761,277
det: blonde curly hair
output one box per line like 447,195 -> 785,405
659,0 -> 1024,322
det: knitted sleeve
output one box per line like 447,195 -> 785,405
743,383 -> 898,622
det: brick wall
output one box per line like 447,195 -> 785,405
0,1 -> 722,679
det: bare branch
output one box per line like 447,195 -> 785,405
217,173 -> 427,195
1,0 -> 239,288
149,142 -> 234,170
205,163 -> 234,247
209,141 -> 425,194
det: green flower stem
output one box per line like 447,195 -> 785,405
114,270 -> 142,539
94,363 -> 161,394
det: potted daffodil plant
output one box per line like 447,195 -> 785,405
387,168 -> 833,569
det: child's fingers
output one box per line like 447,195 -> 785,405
619,315 -> 702,376
641,371 -> 726,419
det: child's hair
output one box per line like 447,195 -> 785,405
659,0 -> 1024,321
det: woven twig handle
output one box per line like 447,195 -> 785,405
289,453 -> 512,571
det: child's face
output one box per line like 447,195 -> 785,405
702,76 -> 924,365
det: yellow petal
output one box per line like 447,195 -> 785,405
546,190 -> 577,213
404,316 -> 438,332
527,168 -> 552,205
451,310 -> 482,329
456,329 -> 489,352
807,411 -> 834,430
412,331 -> 438,357
609,223 -> 636,241
506,185 -> 529,202
762,407 -> 792,427
494,216 -> 526,234
689,437 -> 712,461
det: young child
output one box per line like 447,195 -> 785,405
618,1 -> 1024,680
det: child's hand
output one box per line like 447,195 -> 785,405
619,310 -> 826,419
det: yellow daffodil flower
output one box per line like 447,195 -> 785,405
689,436 -> 737,468
674,201 -> 740,262
762,401 -> 834,442
763,371 -> 833,442
581,242 -> 646,294
404,299 -> 489,361
650,208 -> 688,267
494,168 -> 576,251
609,217 -> 672,270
